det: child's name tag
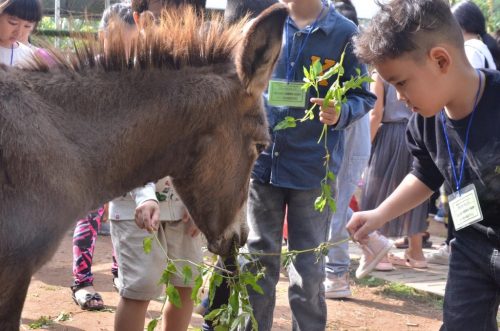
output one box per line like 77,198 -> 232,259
268,80 -> 307,108
448,183 -> 483,230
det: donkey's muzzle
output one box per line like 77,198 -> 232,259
208,230 -> 248,257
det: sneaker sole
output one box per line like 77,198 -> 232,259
325,290 -> 352,299
355,239 -> 394,279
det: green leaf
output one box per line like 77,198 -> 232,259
228,288 -> 239,314
159,262 -> 177,285
301,82 -> 312,91
239,272 -> 264,295
54,312 -> 71,322
327,171 -> 336,181
317,62 -> 340,82
312,59 -> 323,77
208,273 -> 224,306
182,265 -> 193,285
314,196 -> 326,212
204,307 -> 224,322
274,116 -> 297,131
303,66 -> 310,80
166,283 -> 182,308
214,325 -> 229,331
230,314 -> 248,331
143,237 -> 153,254
191,273 -> 204,302
321,183 -> 331,195
147,319 -> 158,331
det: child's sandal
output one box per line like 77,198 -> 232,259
71,285 -> 104,311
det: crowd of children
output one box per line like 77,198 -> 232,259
3,0 -> 500,330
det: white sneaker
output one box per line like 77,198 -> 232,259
324,273 -> 352,299
355,233 -> 394,279
425,244 -> 450,265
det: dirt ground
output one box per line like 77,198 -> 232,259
21,231 -> 442,331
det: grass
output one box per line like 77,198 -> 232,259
349,261 -> 444,309
28,316 -> 53,329
380,283 -> 444,309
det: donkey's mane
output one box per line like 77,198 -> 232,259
36,7 -> 247,73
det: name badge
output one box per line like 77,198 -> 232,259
448,183 -> 483,230
268,80 -> 307,108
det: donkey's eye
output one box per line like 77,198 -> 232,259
255,143 -> 266,154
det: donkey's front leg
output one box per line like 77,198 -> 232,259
0,261 -> 33,331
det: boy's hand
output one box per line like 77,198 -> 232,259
135,200 -> 160,232
182,210 -> 200,238
311,98 -> 340,125
346,210 -> 385,244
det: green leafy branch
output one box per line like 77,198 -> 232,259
143,233 -> 349,331
274,48 -> 373,212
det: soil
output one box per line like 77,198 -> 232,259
21,232 -> 442,331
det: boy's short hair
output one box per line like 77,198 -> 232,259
0,0 -> 42,22
354,0 -> 464,64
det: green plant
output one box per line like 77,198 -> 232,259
28,315 -> 53,329
274,49 -> 372,212
143,233 -> 349,331
54,312 -> 72,322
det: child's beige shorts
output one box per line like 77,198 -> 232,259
111,219 -> 203,301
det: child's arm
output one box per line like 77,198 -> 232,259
369,73 -> 384,142
346,174 -> 434,243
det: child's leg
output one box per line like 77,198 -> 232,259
407,233 -> 425,261
241,182 -> 287,331
72,210 -> 100,286
161,220 -> 204,331
114,297 -> 149,331
111,219 -> 170,329
442,226 -> 500,331
286,187 -> 332,331
162,286 -> 194,331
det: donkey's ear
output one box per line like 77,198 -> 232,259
236,3 -> 288,96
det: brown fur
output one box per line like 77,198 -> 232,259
0,5 -> 287,330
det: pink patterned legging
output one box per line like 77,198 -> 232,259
72,207 -> 118,287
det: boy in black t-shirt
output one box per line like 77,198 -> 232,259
346,0 -> 500,330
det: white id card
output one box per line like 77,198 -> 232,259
448,183 -> 483,230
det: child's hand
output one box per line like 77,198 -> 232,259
311,98 -> 340,125
182,210 -> 200,238
346,210 -> 385,244
135,200 -> 160,232
101,203 -> 109,223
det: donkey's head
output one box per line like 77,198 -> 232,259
169,4 -> 287,256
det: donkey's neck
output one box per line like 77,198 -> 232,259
30,64 -> 237,207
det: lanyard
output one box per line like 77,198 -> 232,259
285,1 -> 325,82
10,43 -> 14,66
440,69 -> 482,192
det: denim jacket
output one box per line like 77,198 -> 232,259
252,4 -> 376,190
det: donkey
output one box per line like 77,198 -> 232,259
0,5 -> 287,330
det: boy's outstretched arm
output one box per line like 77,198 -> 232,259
346,174 -> 434,243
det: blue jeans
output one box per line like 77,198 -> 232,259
242,181 -> 332,331
441,224 -> 500,331
326,116 -> 370,277
326,155 -> 368,276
